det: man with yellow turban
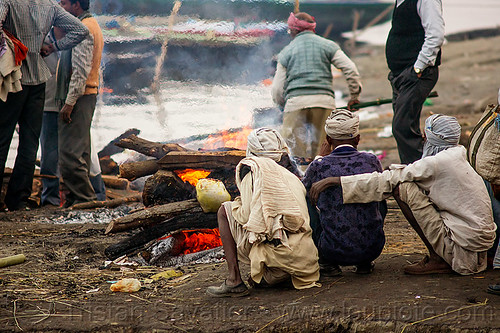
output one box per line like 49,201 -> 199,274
272,12 -> 362,161
302,110 -> 386,276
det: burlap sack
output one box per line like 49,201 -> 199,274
467,104 -> 500,185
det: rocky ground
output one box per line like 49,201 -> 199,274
1,35 -> 500,332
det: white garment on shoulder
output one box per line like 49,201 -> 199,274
341,146 -> 496,253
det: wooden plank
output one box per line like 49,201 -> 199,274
157,150 -> 245,170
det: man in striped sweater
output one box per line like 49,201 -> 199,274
56,0 -> 104,207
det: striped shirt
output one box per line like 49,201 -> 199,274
0,0 -> 89,85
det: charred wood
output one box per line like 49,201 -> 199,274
115,134 -> 189,159
104,208 -> 217,259
98,128 -> 140,158
157,150 -> 245,170
99,156 -> 120,175
142,170 -> 194,207
105,199 -> 199,234
71,194 -> 142,210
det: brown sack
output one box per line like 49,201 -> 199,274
467,104 -> 500,185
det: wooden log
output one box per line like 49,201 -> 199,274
142,170 -> 194,207
0,254 -> 26,268
104,207 -> 217,259
71,194 -> 142,210
115,134 -> 189,159
119,159 -> 159,181
157,150 -> 246,170
98,128 -> 140,158
99,156 -> 120,175
102,175 -> 130,190
105,199 -> 199,234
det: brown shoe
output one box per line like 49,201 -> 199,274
404,255 -> 454,275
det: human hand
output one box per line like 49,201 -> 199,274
347,98 -> 360,111
40,44 -> 55,57
60,104 -> 74,124
318,139 -> 332,157
309,176 -> 341,206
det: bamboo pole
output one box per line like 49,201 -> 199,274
151,1 -> 182,127
337,91 -> 438,110
0,254 -> 26,268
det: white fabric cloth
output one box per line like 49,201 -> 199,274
227,156 -> 320,289
324,109 -> 359,140
0,33 -> 22,102
234,157 -> 306,246
340,146 -> 496,273
246,128 -> 289,162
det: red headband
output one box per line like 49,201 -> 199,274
287,12 -> 316,33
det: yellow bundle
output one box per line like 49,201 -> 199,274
196,178 -> 231,213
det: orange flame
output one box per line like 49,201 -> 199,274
204,126 -> 252,150
159,229 -> 222,255
180,229 -> 222,255
174,168 -> 211,186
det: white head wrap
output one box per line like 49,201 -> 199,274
246,128 -> 289,162
422,114 -> 461,158
324,110 -> 360,140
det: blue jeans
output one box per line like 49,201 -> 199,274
40,111 -> 60,206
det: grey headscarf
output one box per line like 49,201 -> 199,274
422,114 -> 461,158
246,128 -> 289,162
324,110 -> 360,140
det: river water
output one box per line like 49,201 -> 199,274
5,0 -> 499,167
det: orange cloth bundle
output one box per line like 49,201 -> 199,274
3,30 -> 28,66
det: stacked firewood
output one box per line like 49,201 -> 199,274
104,133 -> 245,262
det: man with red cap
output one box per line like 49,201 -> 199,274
272,12 -> 362,163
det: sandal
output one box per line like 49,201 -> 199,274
206,280 -> 249,298
487,284 -> 500,295
404,255 -> 454,275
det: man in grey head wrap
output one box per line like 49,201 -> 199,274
422,114 -> 461,158
309,114 -> 496,276
207,127 -> 320,297
303,110 -> 386,276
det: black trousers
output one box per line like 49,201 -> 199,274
0,84 -> 45,210
389,66 -> 439,164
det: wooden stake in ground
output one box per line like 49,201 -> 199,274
151,1 -> 182,127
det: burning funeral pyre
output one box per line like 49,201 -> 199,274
103,131 -> 250,267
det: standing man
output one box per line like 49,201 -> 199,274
272,12 -> 362,161
40,31 -> 61,208
56,0 -> 104,207
0,0 -> 88,211
386,0 -> 445,164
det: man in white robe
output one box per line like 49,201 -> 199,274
309,115 -> 496,275
207,128 -> 320,297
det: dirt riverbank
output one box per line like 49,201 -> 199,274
1,35 -> 500,332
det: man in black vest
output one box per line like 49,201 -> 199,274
386,0 -> 445,164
